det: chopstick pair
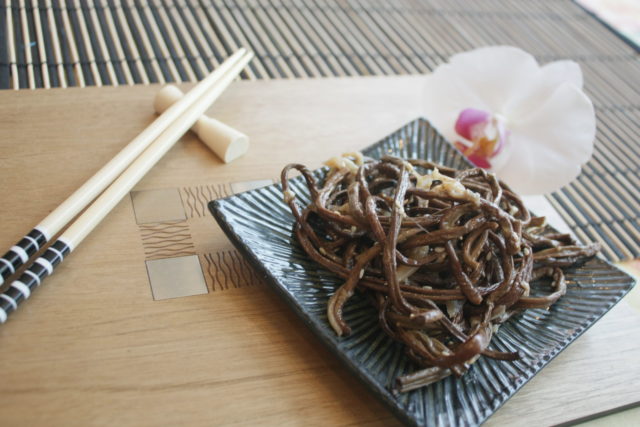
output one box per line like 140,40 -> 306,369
0,49 -> 254,323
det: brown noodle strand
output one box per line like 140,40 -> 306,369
281,155 -> 600,392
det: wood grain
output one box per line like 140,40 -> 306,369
0,77 -> 638,426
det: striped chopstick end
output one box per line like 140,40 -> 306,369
0,239 -> 70,323
0,228 -> 48,283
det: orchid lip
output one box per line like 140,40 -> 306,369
455,108 -> 491,141
454,108 -> 509,169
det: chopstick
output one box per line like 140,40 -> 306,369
0,48 -> 249,286
0,49 -> 253,323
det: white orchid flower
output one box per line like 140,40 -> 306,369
423,46 -> 596,195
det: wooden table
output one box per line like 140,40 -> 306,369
0,76 -> 638,426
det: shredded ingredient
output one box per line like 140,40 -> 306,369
281,155 -> 600,392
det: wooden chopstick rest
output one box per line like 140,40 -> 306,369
154,85 -> 250,163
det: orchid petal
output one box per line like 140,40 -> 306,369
497,84 -> 595,194
539,60 -> 583,88
445,46 -> 540,112
504,60 -> 584,120
423,64 -> 488,144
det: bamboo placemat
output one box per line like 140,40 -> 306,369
1,0 -> 639,261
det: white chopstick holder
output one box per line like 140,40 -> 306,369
154,85 -> 250,163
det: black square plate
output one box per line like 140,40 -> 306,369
209,118 -> 635,426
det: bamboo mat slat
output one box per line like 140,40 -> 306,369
1,0 -> 639,262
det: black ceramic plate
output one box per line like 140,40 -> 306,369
209,118 -> 635,426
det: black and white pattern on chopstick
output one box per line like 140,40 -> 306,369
0,240 -> 70,323
0,228 -> 48,285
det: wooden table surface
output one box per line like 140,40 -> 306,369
0,76 -> 638,426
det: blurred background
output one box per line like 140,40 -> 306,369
1,0 -> 638,89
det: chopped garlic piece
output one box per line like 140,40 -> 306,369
342,151 -> 364,166
402,160 -> 416,175
446,300 -> 464,318
492,304 -> 506,319
395,246 -> 429,283
433,169 -> 480,203
324,156 -> 359,173
394,199 -> 406,217
416,173 -> 433,190
414,167 -> 480,204
521,280 -> 530,297
283,190 -> 296,203
324,152 -> 365,173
